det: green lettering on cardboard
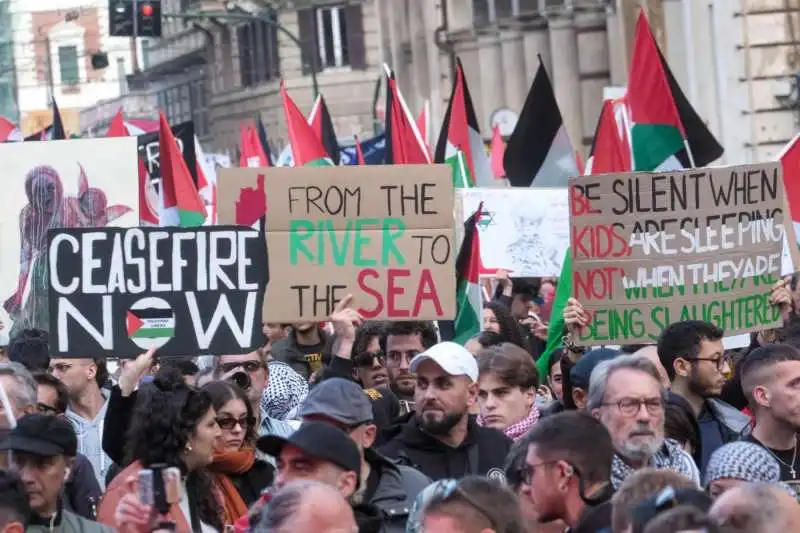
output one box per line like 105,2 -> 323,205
353,219 -> 378,267
327,220 -> 351,266
289,219 -> 315,265
382,218 -> 406,266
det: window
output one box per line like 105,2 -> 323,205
474,0 -> 556,26
58,45 -> 79,85
237,16 -> 280,87
156,76 -> 209,138
316,5 -> 348,69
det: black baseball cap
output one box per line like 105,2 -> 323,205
0,414 -> 77,457
257,421 -> 361,478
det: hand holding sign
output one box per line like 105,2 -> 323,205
770,278 -> 792,320
118,348 -> 157,397
564,298 -> 589,335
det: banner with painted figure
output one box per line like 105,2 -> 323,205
47,226 -> 268,358
0,137 -> 139,337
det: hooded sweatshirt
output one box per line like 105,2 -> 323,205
66,392 -> 112,490
378,413 -> 511,481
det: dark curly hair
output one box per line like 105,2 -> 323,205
483,301 -> 530,353
380,321 -> 438,353
201,380 -> 256,444
126,366 -> 222,530
8,328 -> 50,372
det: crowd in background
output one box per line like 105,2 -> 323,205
1,274 -> 800,533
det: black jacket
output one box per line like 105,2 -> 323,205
63,453 -> 102,519
378,413 -> 512,481
271,329 -> 330,380
365,449 -> 430,533
230,459 -> 275,506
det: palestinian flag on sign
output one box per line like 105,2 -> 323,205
627,11 -> 723,171
439,204 -> 482,345
281,82 -> 334,167
435,58 -> 493,187
127,308 -> 175,339
504,58 -> 579,187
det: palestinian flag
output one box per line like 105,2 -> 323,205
127,303 -> 175,350
106,108 -> 129,137
585,99 -> 632,175
383,64 -> 431,164
627,12 -> 723,171
25,98 -> 67,141
446,150 -> 472,189
417,100 -> 432,156
0,116 -> 22,142
504,59 -> 578,187
435,58 -> 493,187
490,125 -> 505,179
158,113 -> 207,227
537,250 -> 572,378
308,94 -> 341,165
439,204 -> 483,345
780,134 -> 800,243
256,116 -> 276,166
281,82 -> 333,167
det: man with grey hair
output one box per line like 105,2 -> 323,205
709,482 -> 800,532
0,362 -> 37,428
588,354 -> 699,488
254,480 -> 358,533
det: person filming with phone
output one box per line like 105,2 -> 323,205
97,367 -> 223,533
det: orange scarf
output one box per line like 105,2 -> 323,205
209,443 -> 256,525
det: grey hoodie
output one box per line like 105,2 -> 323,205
66,393 -> 112,490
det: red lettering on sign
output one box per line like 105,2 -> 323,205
356,268 -> 443,318
573,267 -> 623,301
572,224 -> 630,259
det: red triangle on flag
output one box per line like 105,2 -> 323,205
106,108 -> 129,137
126,311 -> 144,337
281,82 -> 329,166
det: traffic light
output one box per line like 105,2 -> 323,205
109,0 -> 161,37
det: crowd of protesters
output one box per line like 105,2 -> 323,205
1,274 -> 800,533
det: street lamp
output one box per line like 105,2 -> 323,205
162,6 -> 319,96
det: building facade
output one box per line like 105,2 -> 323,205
77,0 -> 800,165
8,0 -> 140,136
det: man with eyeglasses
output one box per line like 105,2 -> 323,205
381,321 -> 438,415
657,321 -> 750,473
214,352 -> 299,439
296,378 -> 430,533
588,355 -> 700,489
518,411 -> 615,533
48,357 -> 111,489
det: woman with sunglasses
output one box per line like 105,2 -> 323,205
202,381 -> 274,525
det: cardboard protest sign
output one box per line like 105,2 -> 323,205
570,162 -> 787,345
0,137 -> 139,338
459,188 -> 569,276
218,165 -> 456,322
47,226 -> 267,358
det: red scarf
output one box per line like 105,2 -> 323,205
478,404 -> 540,442
208,443 -> 256,525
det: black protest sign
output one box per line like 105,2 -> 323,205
47,226 -> 268,358
137,121 -> 198,187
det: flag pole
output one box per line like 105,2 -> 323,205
683,138 -> 697,168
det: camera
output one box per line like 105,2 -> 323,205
227,370 -> 251,391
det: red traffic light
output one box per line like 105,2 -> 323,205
140,3 -> 153,16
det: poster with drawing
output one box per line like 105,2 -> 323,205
459,188 -> 570,277
0,137 -> 139,338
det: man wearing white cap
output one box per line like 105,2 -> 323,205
379,342 -> 512,481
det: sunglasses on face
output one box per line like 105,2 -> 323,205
353,351 -> 385,368
216,415 -> 256,431
219,361 -> 264,374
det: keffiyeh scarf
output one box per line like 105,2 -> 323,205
610,438 -> 697,488
478,404 -> 540,442
260,360 -> 308,420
